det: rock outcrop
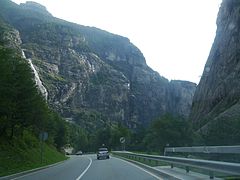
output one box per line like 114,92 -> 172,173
20,1 -> 52,16
0,0 -> 196,128
168,80 -> 196,119
190,0 -> 240,131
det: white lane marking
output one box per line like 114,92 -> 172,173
11,159 -> 69,180
76,157 -> 92,180
11,159 -> 70,180
11,170 -> 43,180
112,157 -> 163,180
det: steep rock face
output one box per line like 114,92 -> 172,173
168,81 -> 196,118
0,19 -> 22,50
190,0 -> 240,130
0,0 -> 196,127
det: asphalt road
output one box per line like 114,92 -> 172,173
12,154 -> 161,180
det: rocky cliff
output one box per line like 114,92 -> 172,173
0,0 -> 196,128
190,0 -> 240,132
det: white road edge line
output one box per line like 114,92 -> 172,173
10,159 -> 69,180
112,157 -> 163,180
11,163 -> 56,180
76,157 -> 92,180
11,170 -> 43,180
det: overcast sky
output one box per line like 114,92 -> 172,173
12,0 -> 222,84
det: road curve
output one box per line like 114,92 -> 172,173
82,155 -> 160,180
12,155 -> 90,180
12,154 -> 161,180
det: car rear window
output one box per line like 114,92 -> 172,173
99,148 -> 108,151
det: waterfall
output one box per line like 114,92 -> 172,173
21,50 -> 48,100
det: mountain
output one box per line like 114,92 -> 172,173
190,0 -> 240,141
0,0 -> 196,128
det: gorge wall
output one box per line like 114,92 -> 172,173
190,0 -> 240,135
0,0 -> 196,128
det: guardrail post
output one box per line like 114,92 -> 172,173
186,166 -> 189,173
209,171 -> 214,179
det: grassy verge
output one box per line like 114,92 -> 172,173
0,131 -> 68,177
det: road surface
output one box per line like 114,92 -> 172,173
12,155 -> 161,180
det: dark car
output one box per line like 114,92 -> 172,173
97,147 -> 110,160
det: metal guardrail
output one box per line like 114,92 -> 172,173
164,145 -> 240,154
112,151 -> 240,179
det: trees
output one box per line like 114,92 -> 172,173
0,46 -> 68,151
0,46 -> 54,138
143,115 -> 193,153
67,124 -> 88,152
0,46 -> 39,137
